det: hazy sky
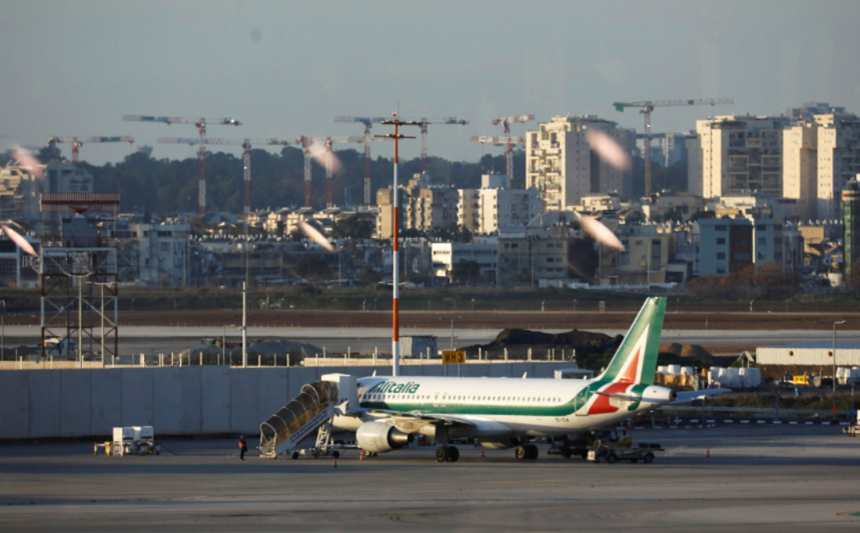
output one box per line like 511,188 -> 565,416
2,0 -> 858,166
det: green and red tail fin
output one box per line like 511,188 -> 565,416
596,297 -> 666,385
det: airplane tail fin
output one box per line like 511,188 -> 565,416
596,297 -> 666,385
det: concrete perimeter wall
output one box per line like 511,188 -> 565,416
0,362 -> 572,440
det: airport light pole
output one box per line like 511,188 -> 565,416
242,282 -> 247,368
832,320 -> 846,417
376,113 -> 417,377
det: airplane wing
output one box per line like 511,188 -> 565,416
671,389 -> 732,404
367,408 -> 476,427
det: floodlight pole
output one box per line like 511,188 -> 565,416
377,113 -> 417,377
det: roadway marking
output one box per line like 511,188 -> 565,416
663,445 -> 687,457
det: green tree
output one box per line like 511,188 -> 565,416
331,216 -> 374,239
357,268 -> 381,284
451,259 -> 481,285
294,256 -> 333,280
37,143 -> 62,163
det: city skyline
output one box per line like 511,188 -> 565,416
2,0 -> 858,166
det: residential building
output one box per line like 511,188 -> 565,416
640,192 -> 706,223
263,208 -> 291,234
127,222 -> 191,287
694,115 -> 791,199
458,183 -> 540,235
0,164 -> 40,220
377,176 -> 459,239
525,115 -> 635,210
697,216 -> 785,276
600,223 -> 675,285
814,113 -> 860,220
782,120 -> 818,219
430,240 -> 497,281
636,133 -> 689,169
44,161 -> 94,194
497,230 -> 571,287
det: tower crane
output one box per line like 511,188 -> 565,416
410,117 -> 468,173
334,116 -> 386,205
156,137 -> 288,214
123,115 -> 241,216
294,135 -> 386,208
471,114 -> 534,188
612,98 -> 733,196
335,116 -> 467,201
45,136 -> 134,166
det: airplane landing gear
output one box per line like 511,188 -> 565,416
515,444 -> 539,461
436,446 -> 459,463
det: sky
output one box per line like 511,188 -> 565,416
2,0 -> 859,166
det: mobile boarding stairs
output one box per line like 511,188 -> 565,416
258,374 -> 358,459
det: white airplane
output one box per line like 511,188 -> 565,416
331,296 -> 729,462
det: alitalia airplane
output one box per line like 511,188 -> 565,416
331,296 -> 729,462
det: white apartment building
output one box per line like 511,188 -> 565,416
430,240 -> 497,279
525,116 -> 634,211
44,161 -> 94,194
815,113 -> 860,220
693,115 -> 791,199
783,121 -> 819,220
459,175 -> 541,235
128,222 -> 191,287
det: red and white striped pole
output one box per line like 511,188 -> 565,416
377,113 -> 417,377
392,117 -> 400,377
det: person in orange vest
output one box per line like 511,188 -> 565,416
239,435 -> 248,460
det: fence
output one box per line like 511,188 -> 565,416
0,362 -> 574,440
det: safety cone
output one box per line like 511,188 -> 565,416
481,446 -> 485,459
93,443 -> 98,456
360,450 -> 365,462
707,447 -> 710,458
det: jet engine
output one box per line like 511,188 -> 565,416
356,422 -> 413,453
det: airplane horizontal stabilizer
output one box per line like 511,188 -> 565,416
594,390 -> 669,404
671,389 -> 732,404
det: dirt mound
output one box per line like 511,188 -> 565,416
491,328 -> 616,348
466,328 -> 622,359
659,343 -> 684,356
680,344 -> 713,359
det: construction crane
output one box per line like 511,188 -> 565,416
612,98 -> 733,196
334,116 -> 387,205
471,114 -> 534,188
123,115 -> 240,216
410,117 -> 468,174
156,137 -> 288,214
335,116 -> 467,201
45,136 -> 134,166
294,135 -> 386,208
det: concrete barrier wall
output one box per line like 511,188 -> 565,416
0,362 -> 573,440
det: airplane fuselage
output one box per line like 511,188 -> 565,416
332,375 -> 673,441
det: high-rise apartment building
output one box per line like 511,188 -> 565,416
694,115 -> 791,199
525,116 -> 634,211
815,114 -> 860,220
782,121 -> 818,220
